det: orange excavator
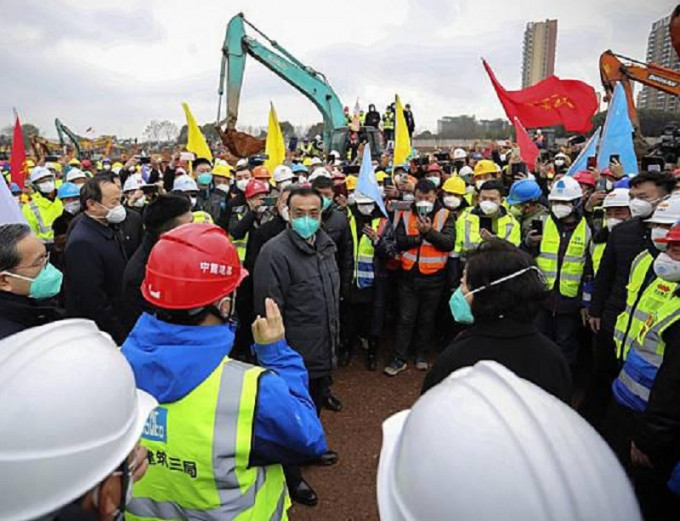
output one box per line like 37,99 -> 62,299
599,5 -> 680,157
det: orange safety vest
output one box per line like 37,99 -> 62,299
401,208 -> 450,275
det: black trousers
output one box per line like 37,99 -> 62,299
602,400 -> 680,520
284,376 -> 329,489
535,309 -> 582,366
578,328 -> 620,432
391,273 -> 445,362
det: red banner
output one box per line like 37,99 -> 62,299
483,59 -> 598,133
513,117 -> 539,170
10,114 -> 27,189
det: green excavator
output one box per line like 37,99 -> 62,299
216,13 -> 383,160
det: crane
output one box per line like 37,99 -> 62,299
216,13 -> 383,159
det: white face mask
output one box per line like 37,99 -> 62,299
653,252 -> 680,281
189,196 -> 197,208
415,201 -> 434,215
500,153 -> 507,163
64,201 -> 81,214
605,217 -> 623,232
98,202 -> 126,224
38,180 -> 55,194
651,227 -> 669,251
443,195 -> 461,209
280,206 -> 290,222
357,203 -> 375,216
347,192 -> 357,205
629,198 -> 655,219
465,185 -> 475,194
551,203 -> 573,220
214,183 -> 230,194
378,185 -> 385,196
554,159 -> 565,167
426,176 -> 441,188
402,193 -> 415,202
236,179 -> 250,192
479,200 -> 499,216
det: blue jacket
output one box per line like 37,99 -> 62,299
122,313 -> 327,466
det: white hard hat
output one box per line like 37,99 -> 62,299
377,361 -> 641,521
452,148 -> 467,160
273,165 -> 294,183
310,157 -> 323,166
65,168 -> 87,183
329,150 -> 340,160
308,168 -> 332,181
173,176 -> 199,192
29,166 -> 53,183
123,174 -> 144,193
555,152 -> 568,160
236,158 -> 249,169
458,165 -> 474,177
602,188 -> 630,209
548,176 -> 583,202
0,320 -> 157,521
646,194 -> 680,224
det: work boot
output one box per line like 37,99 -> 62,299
365,338 -> 378,371
323,392 -> 343,412
289,478 -> 318,507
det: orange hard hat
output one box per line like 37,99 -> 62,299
142,223 -> 247,310
252,165 -> 271,180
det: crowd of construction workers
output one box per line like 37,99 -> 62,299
1,127 -> 679,520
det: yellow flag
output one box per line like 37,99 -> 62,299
393,94 -> 411,166
181,102 -> 213,162
264,102 -> 286,176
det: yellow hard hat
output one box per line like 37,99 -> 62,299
345,175 -> 358,191
25,159 -> 36,168
376,171 -> 389,182
302,157 -> 313,167
212,164 -> 233,179
68,158 -> 81,166
112,162 -> 124,170
473,159 -> 497,177
46,161 -> 62,172
442,175 -> 466,195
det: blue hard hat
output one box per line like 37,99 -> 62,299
506,178 -> 542,205
614,176 -> 631,189
292,164 -> 308,173
10,182 -> 21,195
57,182 -> 81,200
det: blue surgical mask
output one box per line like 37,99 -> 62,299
322,196 -> 332,211
197,173 -> 213,186
2,262 -> 63,299
291,216 -> 320,239
449,287 -> 475,324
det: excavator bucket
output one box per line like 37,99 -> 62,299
671,5 -> 680,61
216,125 -> 265,158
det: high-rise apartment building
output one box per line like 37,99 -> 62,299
521,20 -> 558,88
637,15 -> 680,113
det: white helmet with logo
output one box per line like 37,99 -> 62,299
548,176 -> 583,202
602,188 -> 630,209
123,174 -> 145,193
0,320 -> 157,521
173,176 -> 199,193
452,148 -> 467,160
273,165 -> 294,183
29,166 -> 53,184
377,361 -> 641,521
646,194 -> 680,225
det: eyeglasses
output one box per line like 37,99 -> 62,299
14,251 -> 49,272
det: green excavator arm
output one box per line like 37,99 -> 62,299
218,13 -> 347,148
55,118 -> 82,157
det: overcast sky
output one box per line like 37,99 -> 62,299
0,0 -> 671,139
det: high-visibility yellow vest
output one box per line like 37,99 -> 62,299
454,211 -> 520,255
614,294 -> 680,411
614,251 -> 677,360
536,217 -> 590,298
127,358 -> 289,521
192,210 -> 214,224
22,193 -> 63,243
349,214 -> 381,289
383,113 -> 395,130
229,210 -> 249,262
590,240 -> 606,276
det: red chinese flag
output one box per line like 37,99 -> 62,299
483,59 -> 598,133
10,114 -> 27,189
513,117 -> 539,171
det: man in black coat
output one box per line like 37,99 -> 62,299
253,186 -> 340,506
0,224 -> 62,340
364,103 -> 381,129
64,173 -> 129,345
120,194 -> 193,334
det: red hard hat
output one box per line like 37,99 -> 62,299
245,179 -> 269,199
657,222 -> 680,243
252,165 -> 271,180
572,170 -> 596,187
426,163 -> 442,173
81,159 -> 92,169
142,223 -> 248,310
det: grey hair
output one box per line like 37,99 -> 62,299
0,224 -> 32,272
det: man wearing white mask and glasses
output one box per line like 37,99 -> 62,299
64,173 -> 130,344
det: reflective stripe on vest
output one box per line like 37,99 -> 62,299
536,217 -> 590,298
590,241 -> 606,276
401,209 -> 449,275
349,214 -> 381,289
127,358 -> 289,521
229,210 -> 248,262
613,251 -> 663,360
613,296 -> 680,412
458,212 -> 520,254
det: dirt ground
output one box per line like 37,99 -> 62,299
289,349 -> 426,521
